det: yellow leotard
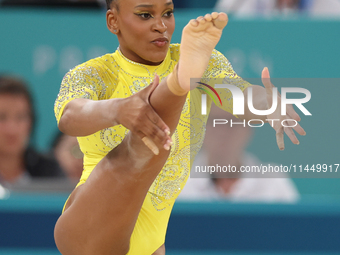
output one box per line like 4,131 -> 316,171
54,44 -> 250,254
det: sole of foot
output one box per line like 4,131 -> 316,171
178,12 -> 228,92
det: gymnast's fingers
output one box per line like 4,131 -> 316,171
276,127 -> 285,151
142,137 -> 159,155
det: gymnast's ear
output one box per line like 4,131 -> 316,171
106,8 -> 119,35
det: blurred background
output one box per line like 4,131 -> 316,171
0,0 -> 339,254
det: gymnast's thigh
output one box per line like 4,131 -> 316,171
127,194 -> 173,255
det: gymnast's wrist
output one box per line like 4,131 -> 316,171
107,98 -> 124,127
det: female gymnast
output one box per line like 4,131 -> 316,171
54,0 -> 305,254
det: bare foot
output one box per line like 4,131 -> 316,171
178,12 -> 228,91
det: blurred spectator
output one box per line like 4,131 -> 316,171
216,0 -> 283,16
51,131 -> 83,182
0,184 -> 9,199
0,0 -> 103,8
215,0 -> 340,17
0,0 -> 219,9
309,0 -> 340,16
178,107 -> 299,203
0,75 -> 63,188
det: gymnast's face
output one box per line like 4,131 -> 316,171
107,0 -> 175,65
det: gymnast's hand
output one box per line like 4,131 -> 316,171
261,68 -> 306,150
115,75 -> 172,154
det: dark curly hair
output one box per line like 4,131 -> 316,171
106,0 -> 120,10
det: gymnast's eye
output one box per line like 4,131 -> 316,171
163,9 -> 174,18
136,12 -> 153,20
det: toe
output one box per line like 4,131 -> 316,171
218,12 -> 228,22
211,12 -> 219,19
204,13 -> 212,22
213,13 -> 228,29
189,19 -> 199,27
198,18 -> 206,25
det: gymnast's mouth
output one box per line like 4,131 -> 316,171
151,37 -> 169,47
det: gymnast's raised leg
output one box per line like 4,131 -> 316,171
54,12 -> 228,255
